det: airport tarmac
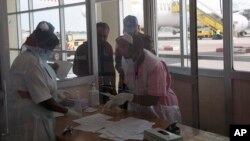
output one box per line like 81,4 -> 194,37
158,33 -> 250,71
66,32 -> 250,79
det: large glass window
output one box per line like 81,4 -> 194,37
197,0 -> 224,70
64,5 -> 87,53
7,0 -> 90,80
20,0 -> 29,11
156,0 -> 224,71
157,0 -> 190,70
33,9 -> 60,32
233,0 -> 250,72
64,0 -> 85,5
156,0 -> 250,72
121,0 -> 144,32
20,13 -> 30,44
33,0 -> 58,9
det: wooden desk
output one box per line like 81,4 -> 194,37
56,107 -> 229,141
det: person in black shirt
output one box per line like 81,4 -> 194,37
73,22 -> 116,104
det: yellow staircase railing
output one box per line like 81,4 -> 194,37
196,8 -> 223,33
171,2 -> 223,33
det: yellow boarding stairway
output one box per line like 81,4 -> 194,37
171,0 -> 223,39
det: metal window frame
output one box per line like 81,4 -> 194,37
0,0 -> 10,136
143,0 -> 157,51
223,0 -> 233,135
189,0 -> 199,128
6,0 -> 99,87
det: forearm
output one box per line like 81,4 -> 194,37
40,98 -> 68,114
132,95 -> 159,106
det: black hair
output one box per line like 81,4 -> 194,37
45,34 -> 60,50
96,22 -> 110,31
34,21 -> 59,50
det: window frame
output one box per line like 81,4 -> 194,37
6,0 -> 99,87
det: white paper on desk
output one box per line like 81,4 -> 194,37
54,60 -> 72,79
73,113 -> 112,125
74,120 -> 114,132
97,117 -> 154,141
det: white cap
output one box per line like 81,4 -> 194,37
121,33 -> 133,44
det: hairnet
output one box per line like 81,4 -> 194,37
116,33 -> 144,55
24,21 -> 59,50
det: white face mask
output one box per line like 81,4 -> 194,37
26,46 -> 53,62
40,50 -> 53,62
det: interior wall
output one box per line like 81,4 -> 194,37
199,76 -> 226,135
233,79 -> 250,124
172,76 -> 227,135
99,1 -> 119,49
171,78 -> 193,127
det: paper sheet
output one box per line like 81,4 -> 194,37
73,114 -> 154,141
73,113 -> 112,125
74,120 -> 114,132
54,60 -> 72,79
98,117 -> 154,141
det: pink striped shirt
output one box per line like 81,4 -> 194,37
123,50 -> 179,106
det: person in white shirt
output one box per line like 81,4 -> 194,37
8,21 -> 80,141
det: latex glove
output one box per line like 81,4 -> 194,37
99,92 -> 116,99
64,108 -> 82,117
103,93 -> 134,109
56,90 -> 72,102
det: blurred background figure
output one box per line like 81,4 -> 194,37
115,15 -> 156,95
73,22 -> 117,104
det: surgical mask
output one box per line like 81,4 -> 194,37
40,50 -> 53,62
26,46 -> 53,62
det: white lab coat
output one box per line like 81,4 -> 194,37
7,48 -> 57,141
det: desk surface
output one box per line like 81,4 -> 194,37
56,107 -> 229,141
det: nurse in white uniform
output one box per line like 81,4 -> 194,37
7,21 -> 80,141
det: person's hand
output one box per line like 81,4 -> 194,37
64,108 -> 82,117
103,93 -> 134,109
56,90 -> 72,102
56,90 -> 79,101
57,90 -> 67,99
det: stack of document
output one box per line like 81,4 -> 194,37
73,113 -> 113,132
73,114 -> 154,141
98,117 -> 155,141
